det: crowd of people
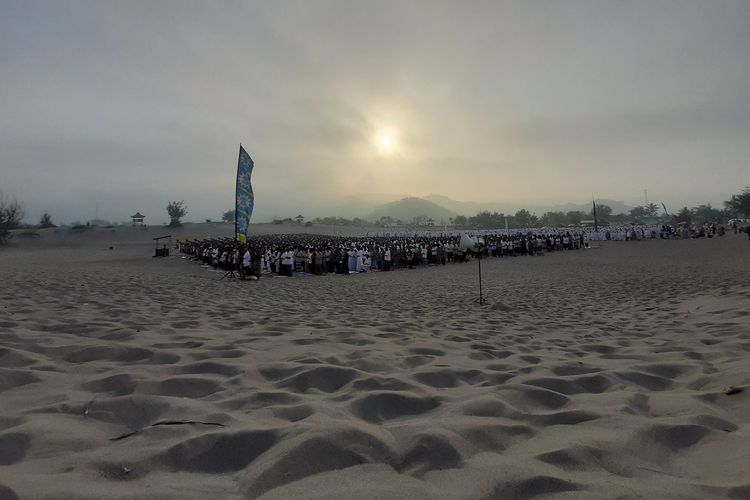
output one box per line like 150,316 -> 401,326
672,221 -> 748,239
177,222 -> 745,280
593,222 -> 747,240
179,229 -> 599,279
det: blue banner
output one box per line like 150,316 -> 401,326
235,145 -> 254,242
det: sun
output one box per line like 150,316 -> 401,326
373,129 -> 398,156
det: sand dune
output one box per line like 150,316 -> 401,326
0,235 -> 749,499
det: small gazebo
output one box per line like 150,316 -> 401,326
131,212 -> 145,226
295,214 -> 304,224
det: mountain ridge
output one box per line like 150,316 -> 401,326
365,197 -> 456,223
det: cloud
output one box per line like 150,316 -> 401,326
1,0 -> 749,223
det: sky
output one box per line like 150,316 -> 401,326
1,0 -> 749,224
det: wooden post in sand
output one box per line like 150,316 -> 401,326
477,249 -> 485,305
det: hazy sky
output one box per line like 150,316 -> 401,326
2,0 -> 749,223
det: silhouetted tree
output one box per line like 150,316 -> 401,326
38,212 -> 56,228
166,200 -> 187,227
514,209 -> 532,227
725,187 -> 750,217
591,204 -> 613,221
675,206 -> 692,224
468,211 -> 504,229
629,206 -> 648,220
690,204 -> 723,223
541,211 -> 564,226
0,192 -> 24,246
645,203 -> 660,217
566,211 -> 587,224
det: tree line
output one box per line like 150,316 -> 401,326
221,190 -> 750,230
455,195 -> 748,230
2,188 -> 749,247
0,191 -> 57,246
221,189 -> 750,230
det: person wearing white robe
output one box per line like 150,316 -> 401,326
348,248 -> 358,273
242,249 -> 251,275
361,248 -> 371,271
354,248 -> 365,273
281,250 -> 294,276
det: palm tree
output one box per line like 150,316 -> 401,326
645,203 -> 660,217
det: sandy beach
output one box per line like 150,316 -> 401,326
1,229 -> 748,499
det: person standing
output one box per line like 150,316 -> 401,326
242,247 -> 252,278
348,247 -> 357,273
281,249 -> 294,276
218,249 -> 227,270
445,242 -> 454,263
356,247 -> 365,272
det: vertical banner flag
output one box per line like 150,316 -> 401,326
235,145 -> 255,243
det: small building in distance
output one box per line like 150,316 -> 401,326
295,214 -> 304,224
131,212 -> 145,227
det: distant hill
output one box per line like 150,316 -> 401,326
423,194 -> 494,216
366,197 -> 456,223
314,193 -> 407,219
284,193 -> 633,223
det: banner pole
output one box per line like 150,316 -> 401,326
235,144 -> 242,241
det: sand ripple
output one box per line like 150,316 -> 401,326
0,238 -> 748,498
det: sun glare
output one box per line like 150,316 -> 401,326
374,129 -> 398,156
